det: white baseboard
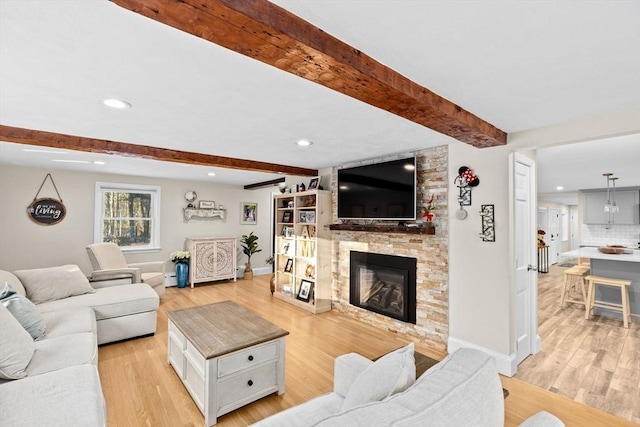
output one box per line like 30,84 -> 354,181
236,266 -> 273,278
447,336 -> 518,377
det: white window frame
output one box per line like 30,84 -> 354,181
94,182 -> 161,252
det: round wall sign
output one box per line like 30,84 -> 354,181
27,198 -> 66,225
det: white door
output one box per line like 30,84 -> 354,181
513,153 -> 539,366
548,208 -> 560,265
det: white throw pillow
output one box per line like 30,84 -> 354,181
0,303 -> 35,380
14,265 -> 95,304
341,342 -> 416,412
0,282 -> 46,340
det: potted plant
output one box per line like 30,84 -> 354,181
240,232 -> 262,280
170,250 -> 190,288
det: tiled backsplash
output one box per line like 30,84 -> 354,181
581,224 -> 640,248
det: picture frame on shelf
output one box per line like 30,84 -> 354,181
281,225 -> 289,236
305,210 -> 316,223
198,200 -> 215,209
280,241 -> 290,254
286,227 -> 295,238
297,279 -> 314,302
308,177 -> 320,190
284,258 -> 293,273
282,211 -> 292,223
241,202 -> 257,225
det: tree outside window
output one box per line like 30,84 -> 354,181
95,183 -> 161,251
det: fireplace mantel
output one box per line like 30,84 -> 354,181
328,223 -> 435,235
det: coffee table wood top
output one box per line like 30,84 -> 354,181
167,301 -> 289,359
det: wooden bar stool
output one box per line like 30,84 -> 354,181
585,275 -> 632,328
560,265 -> 590,312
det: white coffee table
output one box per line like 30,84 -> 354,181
167,301 -> 289,426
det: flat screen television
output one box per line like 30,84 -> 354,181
337,157 -> 417,220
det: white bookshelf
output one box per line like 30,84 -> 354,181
273,190 -> 331,313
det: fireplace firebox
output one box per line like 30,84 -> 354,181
349,251 -> 417,324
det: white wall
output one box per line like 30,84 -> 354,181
448,142 -> 514,359
0,164 -> 275,276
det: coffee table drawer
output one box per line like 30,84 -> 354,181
218,341 -> 278,378
217,362 -> 278,411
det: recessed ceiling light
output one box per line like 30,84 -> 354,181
296,139 -> 313,147
556,186 -> 564,191
207,172 -> 216,177
103,98 -> 132,109
93,161 -> 105,165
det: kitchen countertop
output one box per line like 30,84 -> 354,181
562,247 -> 640,263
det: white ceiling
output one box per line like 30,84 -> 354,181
0,0 -> 639,191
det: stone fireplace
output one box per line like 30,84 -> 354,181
330,146 -> 449,353
349,251 -> 417,324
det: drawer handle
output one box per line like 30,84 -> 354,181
248,380 -> 254,387
248,355 -> 254,361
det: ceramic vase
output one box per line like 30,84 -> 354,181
175,261 -> 188,288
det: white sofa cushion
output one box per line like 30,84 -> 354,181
340,342 -> 415,411
252,392 -> 344,427
26,332 -> 98,377
36,283 -> 159,320
14,265 -> 95,304
0,283 -> 46,340
318,401 -> 414,426
0,303 -> 35,380
0,364 -> 106,427
41,307 -> 96,338
390,348 -> 504,427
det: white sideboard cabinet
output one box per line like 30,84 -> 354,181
185,237 -> 237,287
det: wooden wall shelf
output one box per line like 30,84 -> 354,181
328,223 -> 435,235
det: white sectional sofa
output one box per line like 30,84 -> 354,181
0,265 -> 160,427
252,345 -> 564,427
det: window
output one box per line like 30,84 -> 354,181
94,182 -> 161,252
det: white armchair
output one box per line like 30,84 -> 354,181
86,242 -> 166,296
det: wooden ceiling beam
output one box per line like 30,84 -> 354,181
0,125 -> 318,176
111,0 -> 506,148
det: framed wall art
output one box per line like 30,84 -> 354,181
241,202 -> 257,225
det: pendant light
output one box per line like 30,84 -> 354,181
610,177 -> 619,213
603,173 -> 613,212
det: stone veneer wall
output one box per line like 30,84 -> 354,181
330,146 -> 449,352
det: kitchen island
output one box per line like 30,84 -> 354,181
561,247 -> 640,323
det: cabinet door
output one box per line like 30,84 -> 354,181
611,190 -> 640,225
213,240 -> 236,277
583,191 -> 609,224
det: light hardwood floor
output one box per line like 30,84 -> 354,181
515,264 -> 640,425
98,275 -> 636,427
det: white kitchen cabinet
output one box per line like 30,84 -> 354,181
583,191 -> 609,224
612,190 -> 640,225
583,190 -> 640,225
